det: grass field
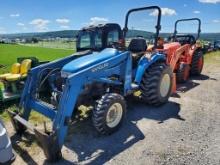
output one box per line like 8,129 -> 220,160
0,44 -> 74,121
0,44 -> 74,72
0,43 -> 219,122
0,44 -> 74,66
204,50 -> 220,64
22,40 -> 76,50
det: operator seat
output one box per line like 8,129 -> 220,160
128,38 -> 147,67
0,63 -> 20,80
128,38 -> 147,54
0,59 -> 32,82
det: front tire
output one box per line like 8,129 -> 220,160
92,93 -> 126,135
176,63 -> 190,83
191,51 -> 204,75
140,62 -> 173,106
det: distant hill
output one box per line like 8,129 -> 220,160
160,33 -> 220,41
199,33 -> 220,41
0,30 -> 219,41
0,30 -> 79,39
0,30 -> 153,40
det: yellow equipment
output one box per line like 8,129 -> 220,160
0,59 -> 32,102
0,59 -> 32,82
0,57 -> 48,103
0,63 -> 20,79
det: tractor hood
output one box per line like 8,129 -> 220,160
61,48 -> 119,76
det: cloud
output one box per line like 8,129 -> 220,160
193,10 -> 201,14
89,17 -> 109,25
22,27 -> 28,31
56,18 -> 70,24
10,13 -> 20,17
213,19 -> 220,23
150,8 -> 177,16
60,25 -> 70,29
17,23 -> 27,31
198,0 -> 220,3
29,18 -> 50,31
17,23 -> 25,26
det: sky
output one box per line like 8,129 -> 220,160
0,0 -> 219,34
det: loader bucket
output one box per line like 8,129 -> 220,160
7,110 -> 62,162
34,129 -> 62,162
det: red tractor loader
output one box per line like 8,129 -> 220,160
155,18 -> 204,86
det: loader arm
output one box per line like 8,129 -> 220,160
169,44 -> 190,72
53,50 -> 133,146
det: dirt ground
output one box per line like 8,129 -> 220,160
5,62 -> 220,165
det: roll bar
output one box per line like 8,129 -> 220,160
174,18 -> 201,40
123,6 -> 162,48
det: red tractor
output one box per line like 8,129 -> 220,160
155,18 -> 204,86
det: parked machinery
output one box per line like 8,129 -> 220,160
8,6 -> 173,161
214,40 -> 220,51
0,57 -> 48,102
155,18 -> 204,83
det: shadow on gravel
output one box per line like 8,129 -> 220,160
191,74 -> 217,81
5,74 -> 216,164
10,132 -> 38,165
7,98 -> 184,165
176,74 -> 211,93
59,100 -> 184,164
128,101 -> 184,124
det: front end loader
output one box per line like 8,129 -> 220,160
166,18 -> 204,83
150,18 -> 203,85
8,6 -> 173,161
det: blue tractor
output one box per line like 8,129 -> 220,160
8,6 -> 173,161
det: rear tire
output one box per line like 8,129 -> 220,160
140,62 -> 173,106
176,63 -> 190,83
92,93 -> 126,135
191,51 -> 204,75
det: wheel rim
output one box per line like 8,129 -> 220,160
198,57 -> 203,72
106,103 -> 123,128
160,74 -> 171,97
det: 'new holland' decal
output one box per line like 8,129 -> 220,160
91,63 -> 109,72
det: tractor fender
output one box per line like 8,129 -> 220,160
134,53 -> 166,84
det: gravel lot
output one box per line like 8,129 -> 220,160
7,61 -> 220,165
